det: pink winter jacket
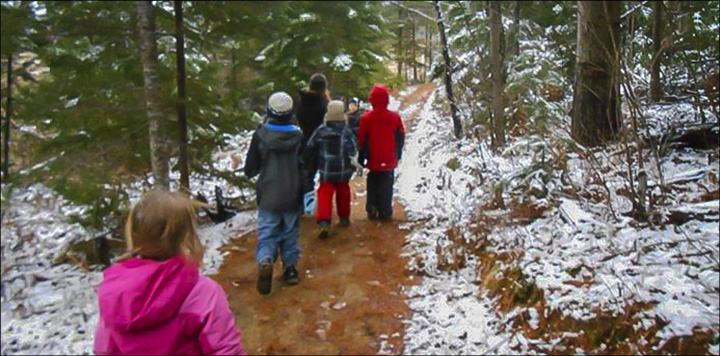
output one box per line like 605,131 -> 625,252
93,256 -> 245,355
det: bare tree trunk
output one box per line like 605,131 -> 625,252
490,1 -> 505,147
571,1 -> 622,147
175,0 -> 190,193
397,8 -> 404,81
650,0 -> 664,102
427,26 -> 433,83
434,0 -> 462,139
138,1 -> 169,190
405,61 -> 409,83
507,0 -> 520,58
412,21 -> 418,83
424,24 -> 429,82
2,53 -> 12,180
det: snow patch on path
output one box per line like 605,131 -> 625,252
397,88 -> 524,355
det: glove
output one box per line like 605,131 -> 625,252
358,148 -> 368,168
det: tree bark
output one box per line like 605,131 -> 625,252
490,1 -> 506,147
650,0 -> 664,102
412,21 -> 418,83
427,25 -> 433,83
571,1 -> 622,147
397,8 -> 404,81
138,1 -> 169,190
507,0 -> 520,58
434,0 -> 462,139
424,24 -> 429,82
2,53 -> 12,180
175,0 -> 190,193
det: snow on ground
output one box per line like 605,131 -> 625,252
397,88 -> 526,355
1,131 -> 257,355
397,84 -> 719,354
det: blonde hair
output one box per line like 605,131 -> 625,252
121,191 -> 204,265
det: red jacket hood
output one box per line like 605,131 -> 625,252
98,256 -> 199,332
369,84 -> 390,110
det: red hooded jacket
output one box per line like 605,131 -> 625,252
358,85 -> 406,172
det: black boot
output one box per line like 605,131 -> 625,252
367,208 -> 379,221
339,217 -> 351,227
378,215 -> 393,223
283,265 -> 299,286
256,259 -> 273,295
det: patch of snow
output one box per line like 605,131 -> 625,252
1,130 -> 258,354
397,79 -> 719,353
398,88 -> 522,354
331,54 -> 353,72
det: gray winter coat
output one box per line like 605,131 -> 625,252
244,123 -> 312,211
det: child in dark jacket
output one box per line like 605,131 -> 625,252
358,84 -> 406,221
295,73 -> 330,149
346,97 -> 363,139
305,100 -> 358,238
244,92 -> 312,295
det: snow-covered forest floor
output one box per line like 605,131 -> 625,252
397,84 -> 719,354
0,136 -> 257,354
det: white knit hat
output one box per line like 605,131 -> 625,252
267,92 -> 294,120
325,100 -> 346,122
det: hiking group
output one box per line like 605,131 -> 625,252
93,73 -> 406,355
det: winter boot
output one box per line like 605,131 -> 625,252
378,215 -> 393,223
339,217 -> 351,227
316,221 -> 330,239
257,258 -> 273,295
368,208 -> 379,221
283,265 -> 300,286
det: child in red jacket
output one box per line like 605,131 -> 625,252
358,84 -> 405,221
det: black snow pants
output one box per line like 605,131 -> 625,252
366,170 -> 395,219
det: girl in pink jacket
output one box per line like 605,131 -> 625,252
93,191 -> 245,355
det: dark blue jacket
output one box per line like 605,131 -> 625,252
305,122 -> 357,184
347,109 -> 363,138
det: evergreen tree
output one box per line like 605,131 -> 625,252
257,1 -> 392,99
1,1 -> 40,180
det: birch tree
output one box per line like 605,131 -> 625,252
138,1 -> 169,190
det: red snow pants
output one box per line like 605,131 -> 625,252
316,182 -> 351,223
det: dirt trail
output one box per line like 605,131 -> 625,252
213,85 -> 435,355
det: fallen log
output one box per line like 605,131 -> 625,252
667,200 -> 720,225
665,123 -> 719,151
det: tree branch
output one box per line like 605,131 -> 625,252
621,1 -> 650,20
389,1 -> 435,22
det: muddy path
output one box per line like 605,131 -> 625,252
212,84 -> 435,355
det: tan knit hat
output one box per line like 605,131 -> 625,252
325,100 -> 346,122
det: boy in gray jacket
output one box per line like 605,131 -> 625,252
244,92 -> 312,295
